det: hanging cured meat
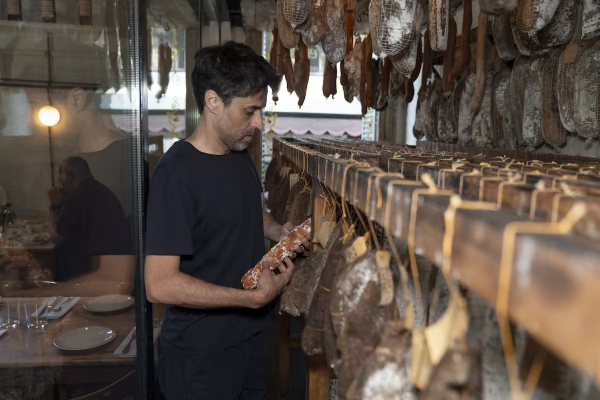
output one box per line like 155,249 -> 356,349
241,0 -> 276,32
369,0 -> 382,56
360,39 -> 368,115
541,51 -> 567,149
582,0 -> 600,40
279,43 -> 296,94
323,61 -> 334,98
479,0 -> 517,15
329,62 -> 338,98
472,71 -> 495,147
322,0 -> 347,63
298,0 -> 327,46
448,77 -> 463,141
470,12 -> 488,120
501,73 -> 519,150
522,56 -> 546,150
437,94 -> 450,142
371,59 -> 382,109
425,81 -> 442,142
420,29 -> 433,95
493,14 -> 515,61
378,0 -> 419,57
283,0 -> 310,29
557,44 -> 583,133
343,8 -> 356,78
574,42 -> 600,140
365,34 -> 374,107
458,72 -> 477,144
449,0 -> 471,83
516,0 -> 560,33
377,59 -> 391,108
429,0 -> 449,51
346,37 -> 364,102
294,40 -> 310,107
491,69 -> 511,149
509,58 -> 532,148
157,41 -> 172,100
270,29 -> 281,103
532,0 -> 576,48
278,0 -> 300,49
442,15 -> 457,93
390,3 -> 423,79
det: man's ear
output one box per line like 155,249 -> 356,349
68,88 -> 88,112
204,90 -> 223,115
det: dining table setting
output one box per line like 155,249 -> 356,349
0,291 -> 158,389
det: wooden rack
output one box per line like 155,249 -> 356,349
272,136 -> 600,398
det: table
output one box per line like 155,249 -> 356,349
0,297 -> 136,388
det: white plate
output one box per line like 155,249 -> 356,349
54,326 -> 116,351
84,295 -> 134,313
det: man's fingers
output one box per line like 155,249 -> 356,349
282,258 -> 294,278
277,261 -> 288,274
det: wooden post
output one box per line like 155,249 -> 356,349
245,29 -> 264,173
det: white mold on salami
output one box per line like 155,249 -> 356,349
458,72 -> 477,145
369,0 -> 382,56
479,0 -> 517,15
472,71 -> 495,147
582,0 -> 600,40
429,0 -> 449,51
522,57 -> 546,150
378,0 -> 418,57
492,14 -> 515,61
322,0 -> 347,63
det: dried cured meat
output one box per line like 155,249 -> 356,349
280,249 -> 328,316
458,72 -> 477,144
346,321 -> 416,400
521,57 -> 545,150
493,14 -> 515,61
582,0 -> 600,40
360,39 -> 368,115
322,0 -> 347,63
472,71 -> 495,148
365,35 -> 374,106
298,0 -> 327,45
241,0 -> 276,32
294,40 -> 310,107
278,0 -> 301,49
541,51 -> 567,149
331,250 -> 395,396
442,15 -> 457,93
378,0 -> 419,57
471,11 -> 488,120
449,0 -> 471,83
479,0 -> 517,15
492,69 -> 511,149
377,59 -> 392,108
242,219 -> 311,290
390,4 -> 423,79
283,0 -> 310,29
516,0 -> 560,33
574,42 -> 600,140
557,45 -> 583,133
509,57 -> 532,148
369,0 -> 382,56
429,0 -> 449,51
533,0 -> 576,49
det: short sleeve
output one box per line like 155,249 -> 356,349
146,164 -> 194,255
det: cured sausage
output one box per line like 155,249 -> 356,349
322,0 -> 347,63
443,15 -> 457,93
470,12 -> 488,120
294,40 -> 310,107
449,0 -> 471,83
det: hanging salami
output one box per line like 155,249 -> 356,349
322,0 -> 347,63
449,0 -> 472,83
378,0 -> 419,57
278,0 -> 300,49
298,0 -> 327,46
429,0 -> 449,51
294,40 -> 310,107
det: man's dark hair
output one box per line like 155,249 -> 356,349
191,41 -> 282,114
62,156 -> 93,180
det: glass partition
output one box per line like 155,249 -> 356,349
0,0 -> 148,397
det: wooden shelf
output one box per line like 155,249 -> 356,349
274,136 -> 600,386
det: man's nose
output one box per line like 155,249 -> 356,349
251,110 -> 264,131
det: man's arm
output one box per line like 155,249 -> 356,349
263,210 -> 282,242
145,254 -> 294,309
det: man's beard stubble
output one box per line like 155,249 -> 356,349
218,122 -> 261,152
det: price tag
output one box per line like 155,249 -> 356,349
563,43 -> 578,64
279,167 -> 291,178
343,235 -> 368,263
317,221 -> 336,247
289,173 -> 299,189
376,250 -> 394,306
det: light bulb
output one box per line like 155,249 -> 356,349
38,106 -> 61,127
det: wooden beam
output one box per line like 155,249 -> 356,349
274,137 -> 600,385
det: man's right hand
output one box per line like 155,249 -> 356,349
251,258 -> 294,308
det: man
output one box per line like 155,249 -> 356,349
145,42 -> 307,399
47,156 -> 134,294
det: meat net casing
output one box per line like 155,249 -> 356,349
541,51 -> 567,148
502,75 -> 519,150
479,0 -> 517,15
574,42 -> 600,140
472,71 -> 495,148
557,45 -> 583,133
516,0 -> 560,33
532,0 -> 576,48
458,72 -> 477,145
283,0 -> 310,28
429,0 -> 449,51
521,57 -> 546,150
389,4 -> 422,78
492,69 -> 511,149
241,0 -> 276,32
378,0 -> 418,57
437,94 -> 450,142
425,82 -> 441,142
448,77 -> 464,141
510,10 -> 549,57
298,0 -> 327,46
322,0 -> 347,63
278,0 -> 300,49
582,0 -> 600,40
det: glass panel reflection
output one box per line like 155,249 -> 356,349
0,0 -> 142,397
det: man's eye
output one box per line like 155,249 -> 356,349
247,111 -> 254,116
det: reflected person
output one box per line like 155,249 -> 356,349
44,156 -> 134,296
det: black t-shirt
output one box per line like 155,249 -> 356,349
146,140 -> 268,354
55,178 -> 133,281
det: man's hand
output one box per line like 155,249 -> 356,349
280,222 -> 311,255
251,258 -> 294,308
48,187 -> 62,206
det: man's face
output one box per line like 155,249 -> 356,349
217,89 -> 267,152
57,165 -> 75,194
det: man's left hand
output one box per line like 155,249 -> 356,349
279,222 -> 310,255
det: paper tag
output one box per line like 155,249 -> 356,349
410,328 -> 433,389
289,173 -> 299,189
317,221 -> 336,248
563,43 -> 578,64
375,250 -> 394,306
343,236 -> 368,263
346,0 -> 356,10
279,167 -> 291,178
